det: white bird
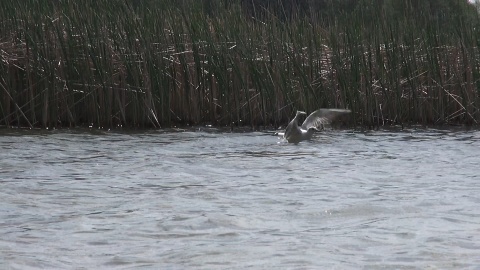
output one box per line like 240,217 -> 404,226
282,108 -> 351,143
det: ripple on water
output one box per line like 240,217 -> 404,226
0,128 -> 479,269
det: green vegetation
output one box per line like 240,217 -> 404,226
1,0 -> 479,129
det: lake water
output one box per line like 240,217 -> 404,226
0,127 -> 479,269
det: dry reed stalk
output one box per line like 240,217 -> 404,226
0,0 -> 479,128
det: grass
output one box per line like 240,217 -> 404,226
0,0 -> 479,129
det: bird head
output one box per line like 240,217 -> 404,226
296,111 -> 306,116
295,111 -> 307,119
293,111 -> 306,122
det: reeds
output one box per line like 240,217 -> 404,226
0,0 -> 479,128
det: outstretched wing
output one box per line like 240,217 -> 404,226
283,118 -> 296,139
301,108 -> 351,130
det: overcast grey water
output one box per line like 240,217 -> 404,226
0,128 -> 479,269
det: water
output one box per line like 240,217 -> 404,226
0,127 -> 479,269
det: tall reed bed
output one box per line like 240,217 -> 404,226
0,0 -> 479,128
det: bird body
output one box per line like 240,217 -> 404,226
283,108 -> 351,143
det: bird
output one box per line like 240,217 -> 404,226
282,108 -> 351,143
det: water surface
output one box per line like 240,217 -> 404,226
0,127 -> 479,269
